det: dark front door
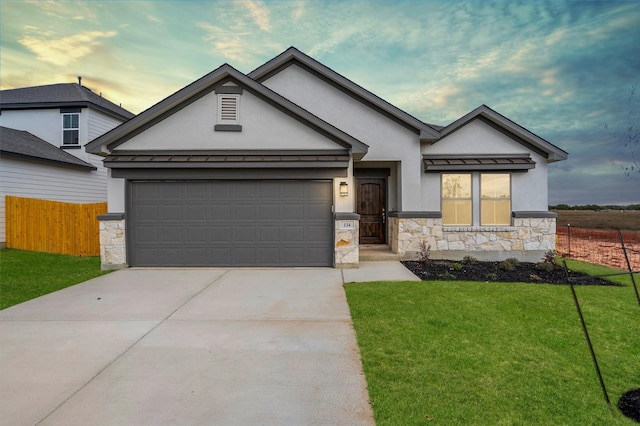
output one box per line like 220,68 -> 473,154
357,178 -> 386,244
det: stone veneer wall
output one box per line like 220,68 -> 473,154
335,219 -> 359,268
389,216 -> 556,262
99,219 -> 126,270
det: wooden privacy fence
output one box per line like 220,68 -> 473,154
6,196 -> 107,256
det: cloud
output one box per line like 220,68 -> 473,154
291,1 -> 305,21
147,14 -> 163,24
18,29 -> 116,66
240,1 -> 271,32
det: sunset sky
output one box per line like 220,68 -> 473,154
2,0 -> 639,205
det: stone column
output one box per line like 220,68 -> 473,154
98,213 -> 126,270
334,213 -> 359,268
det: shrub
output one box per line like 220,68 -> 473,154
440,272 -> 456,280
462,255 -> 478,265
536,262 -> 555,272
451,263 -> 462,271
542,250 -> 557,265
486,272 -> 498,281
498,258 -> 519,272
418,241 -> 431,263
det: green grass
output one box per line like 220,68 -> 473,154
0,248 -> 112,309
345,261 -> 640,425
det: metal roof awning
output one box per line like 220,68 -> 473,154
104,150 -> 351,169
423,154 -> 535,172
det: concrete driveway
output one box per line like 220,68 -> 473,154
0,264 -> 417,425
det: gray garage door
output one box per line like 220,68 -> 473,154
128,180 -> 333,267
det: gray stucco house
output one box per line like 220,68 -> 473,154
86,47 -> 568,269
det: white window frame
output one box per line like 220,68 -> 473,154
480,173 -> 512,226
62,113 -> 80,145
441,172 -> 513,227
441,173 -> 473,226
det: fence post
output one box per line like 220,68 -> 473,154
567,224 -> 572,259
617,229 -> 640,307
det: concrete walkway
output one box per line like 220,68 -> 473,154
0,262 -> 417,425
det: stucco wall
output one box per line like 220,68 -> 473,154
261,64 -> 422,211
421,119 -> 549,213
116,90 -> 343,151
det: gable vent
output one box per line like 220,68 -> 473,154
218,95 -> 239,123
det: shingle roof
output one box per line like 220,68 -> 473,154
0,126 -> 96,170
0,83 -> 134,121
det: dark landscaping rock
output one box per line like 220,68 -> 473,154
401,260 -> 619,286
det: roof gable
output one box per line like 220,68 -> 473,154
0,83 -> 134,121
0,126 -> 96,170
85,64 -> 368,158
437,105 -> 568,162
249,47 -> 440,141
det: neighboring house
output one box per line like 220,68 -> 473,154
86,47 -> 568,270
0,83 -> 134,246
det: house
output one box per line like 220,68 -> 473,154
0,83 -> 134,246
86,47 -> 567,270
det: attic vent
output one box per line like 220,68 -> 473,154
218,94 -> 239,123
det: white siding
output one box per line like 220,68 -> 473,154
87,110 -> 123,141
261,64 -> 422,210
421,119 -> 549,212
117,90 -> 343,151
0,157 -> 107,244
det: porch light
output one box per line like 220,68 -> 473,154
339,181 -> 349,197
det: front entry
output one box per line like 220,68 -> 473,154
356,178 -> 386,244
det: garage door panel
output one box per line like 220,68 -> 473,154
211,226 -> 230,241
283,226 -> 304,241
186,205 -> 207,220
283,205 -> 304,220
257,205 -> 279,220
259,226 -> 280,241
161,205 -> 183,220
211,205 -> 231,220
129,180 -> 333,267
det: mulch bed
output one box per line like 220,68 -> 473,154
402,260 -> 619,286
619,388 -> 640,423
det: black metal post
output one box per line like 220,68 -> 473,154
617,229 -> 640,306
563,261 -> 614,414
568,224 -> 572,258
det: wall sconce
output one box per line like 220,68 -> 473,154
339,181 -> 349,197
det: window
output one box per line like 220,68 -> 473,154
62,113 -> 79,145
441,173 -> 512,226
481,174 -> 511,225
442,173 -> 472,225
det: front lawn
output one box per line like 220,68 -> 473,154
0,248 -> 111,309
345,259 -> 640,425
